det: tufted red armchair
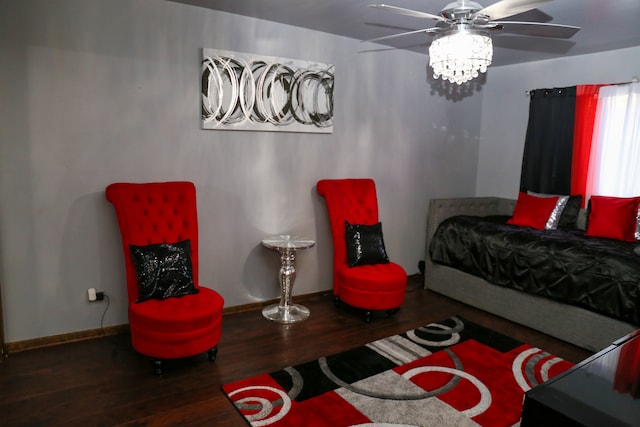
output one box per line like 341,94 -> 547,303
316,178 -> 407,322
106,181 -> 224,375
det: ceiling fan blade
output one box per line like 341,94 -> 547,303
362,27 -> 440,44
368,4 -> 447,22
492,21 -> 580,38
473,0 -> 553,21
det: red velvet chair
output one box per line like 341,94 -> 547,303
106,181 -> 224,375
316,178 -> 407,322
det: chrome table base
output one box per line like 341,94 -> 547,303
261,235 -> 315,323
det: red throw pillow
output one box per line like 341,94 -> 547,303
507,192 -> 560,230
586,196 -> 640,242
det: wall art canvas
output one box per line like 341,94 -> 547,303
201,48 -> 334,133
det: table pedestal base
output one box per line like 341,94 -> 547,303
261,235 -> 315,324
261,303 -> 310,323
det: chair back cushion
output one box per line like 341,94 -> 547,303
106,181 -> 200,302
316,179 -> 379,270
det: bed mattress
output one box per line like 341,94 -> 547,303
429,215 -> 640,325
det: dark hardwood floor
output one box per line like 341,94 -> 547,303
1,275 -> 593,427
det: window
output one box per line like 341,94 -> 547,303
587,83 -> 640,199
521,82 -> 640,204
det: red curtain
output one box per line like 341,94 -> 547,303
571,85 -> 607,206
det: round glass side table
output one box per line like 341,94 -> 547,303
261,235 -> 315,323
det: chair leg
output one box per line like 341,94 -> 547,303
386,308 -> 400,317
154,359 -> 163,376
207,346 -> 218,362
364,310 -> 372,323
334,296 -> 340,306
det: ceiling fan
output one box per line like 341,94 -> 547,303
366,0 -> 580,84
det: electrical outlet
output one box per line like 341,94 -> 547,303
88,288 -> 104,302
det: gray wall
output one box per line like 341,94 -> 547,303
0,0 -> 481,342
476,46 -> 640,198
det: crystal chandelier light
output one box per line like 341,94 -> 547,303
429,29 -> 493,85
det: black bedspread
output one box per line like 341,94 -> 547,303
429,215 -> 640,325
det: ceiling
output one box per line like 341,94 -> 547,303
169,0 -> 640,67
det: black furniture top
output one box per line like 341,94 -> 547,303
521,329 -> 640,427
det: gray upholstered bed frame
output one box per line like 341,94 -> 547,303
424,197 -> 637,352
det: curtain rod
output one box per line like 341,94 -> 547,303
612,75 -> 640,85
525,76 -> 640,96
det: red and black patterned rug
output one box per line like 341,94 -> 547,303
222,316 -> 573,426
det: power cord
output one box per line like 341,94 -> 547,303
96,293 -> 122,362
99,294 -> 110,337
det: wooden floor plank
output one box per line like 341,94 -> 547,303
0,276 -> 592,426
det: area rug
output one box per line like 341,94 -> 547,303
222,316 -> 574,426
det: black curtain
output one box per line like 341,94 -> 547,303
520,86 -> 576,194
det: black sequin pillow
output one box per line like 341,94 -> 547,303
558,195 -> 583,229
130,240 -> 199,303
344,221 -> 390,267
